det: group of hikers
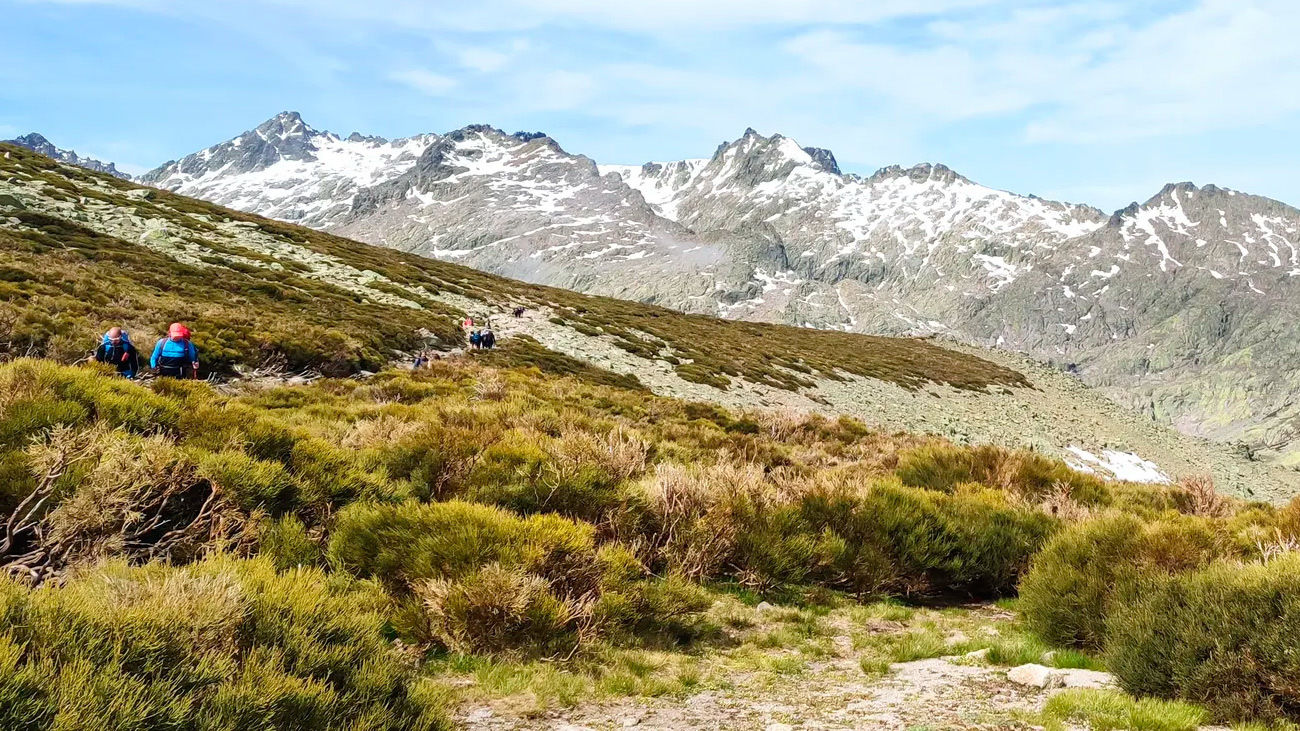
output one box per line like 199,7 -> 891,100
459,315 -> 497,351
92,312 -> 519,380
92,323 -> 201,380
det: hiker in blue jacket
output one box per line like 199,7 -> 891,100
151,322 -> 200,379
94,327 -> 140,378
469,329 -> 483,350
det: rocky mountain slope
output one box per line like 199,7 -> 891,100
5,141 -> 1294,500
133,113 -> 1300,464
4,132 -> 129,179
139,112 -> 435,228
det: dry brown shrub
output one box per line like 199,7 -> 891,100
641,461 -> 778,579
1178,474 -> 1232,518
474,372 -> 507,401
752,408 -> 810,442
416,563 -> 587,658
4,426 -> 238,584
340,415 -> 425,450
1257,529 -> 1300,563
1038,479 -> 1090,522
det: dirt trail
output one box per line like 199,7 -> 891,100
457,654 -> 1047,730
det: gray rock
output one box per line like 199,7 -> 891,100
1006,663 -> 1061,689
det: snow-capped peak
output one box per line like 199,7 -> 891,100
141,113 -> 438,227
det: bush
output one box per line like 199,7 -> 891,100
1018,513 -> 1227,650
199,450 -> 295,512
257,515 -> 321,570
466,428 -> 648,522
361,421 -> 483,502
593,572 -> 712,646
289,437 -> 395,508
416,563 -> 580,658
4,427 -> 232,581
328,500 -> 600,597
640,464 -> 1054,598
0,557 -> 448,730
804,480 -> 1057,597
896,443 -> 1107,503
1105,553 -> 1300,722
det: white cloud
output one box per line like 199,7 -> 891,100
457,48 -> 511,73
525,70 -> 596,111
779,0 -> 1300,144
183,0 -> 1005,33
388,68 -> 458,96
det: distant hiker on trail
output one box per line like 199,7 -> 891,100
413,351 -> 428,369
461,316 -> 474,330
469,329 -> 483,350
512,306 -> 525,318
482,328 -> 496,350
94,327 -> 140,379
151,322 -> 200,379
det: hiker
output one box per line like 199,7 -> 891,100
461,316 -> 474,330
151,322 -> 200,379
512,306 -> 525,318
413,351 -> 428,369
469,329 -> 482,350
482,328 -> 496,350
94,327 -> 140,379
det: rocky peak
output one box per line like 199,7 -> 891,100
802,146 -> 840,175
3,132 -> 129,179
867,162 -> 970,187
9,133 -> 57,156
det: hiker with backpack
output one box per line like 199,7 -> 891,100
469,329 -> 483,350
94,327 -> 140,379
151,322 -> 200,379
482,328 -> 496,350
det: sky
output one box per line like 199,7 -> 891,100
3,0 -> 1299,210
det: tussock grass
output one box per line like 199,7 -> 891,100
1041,689 -> 1206,731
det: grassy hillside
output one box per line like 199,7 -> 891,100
0,141 -> 1023,391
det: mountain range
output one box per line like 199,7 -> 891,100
12,113 -> 1300,465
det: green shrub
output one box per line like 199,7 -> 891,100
289,437 -> 394,508
199,450 -> 296,512
1105,553 -> 1300,722
367,423 -> 483,502
0,557 -> 448,730
896,443 -> 1106,502
257,515 -> 321,570
466,428 -> 647,523
803,481 -> 1057,597
593,547 -> 712,645
416,564 -> 580,658
1018,513 -> 1226,650
328,500 -> 600,597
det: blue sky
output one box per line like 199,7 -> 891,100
3,0 -> 1298,210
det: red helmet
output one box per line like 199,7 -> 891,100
168,322 -> 190,339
